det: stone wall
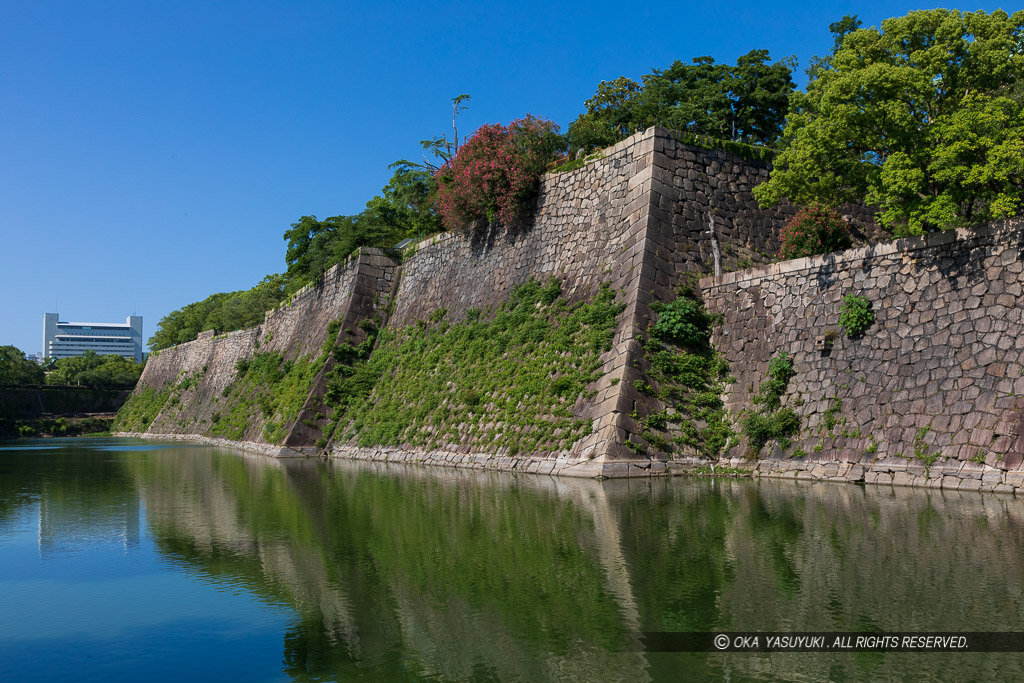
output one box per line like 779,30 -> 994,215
125,126 -> 915,479
133,249 -> 399,448
374,127 -> 843,476
701,217 -> 1024,484
0,386 -> 130,418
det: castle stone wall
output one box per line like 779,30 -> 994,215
701,218 -> 1024,489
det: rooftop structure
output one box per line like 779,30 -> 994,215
42,313 -> 143,363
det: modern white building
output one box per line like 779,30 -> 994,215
42,314 -> 144,363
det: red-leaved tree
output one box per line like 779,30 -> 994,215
435,115 -> 563,231
778,205 -> 853,260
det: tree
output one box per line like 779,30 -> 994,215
566,77 -> 644,152
566,51 -> 795,154
45,350 -> 144,387
754,9 -> 1024,234
434,115 -> 565,230
282,164 -> 443,286
0,346 -> 44,385
415,94 -> 472,172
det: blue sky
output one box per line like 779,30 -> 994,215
0,1 -> 1012,354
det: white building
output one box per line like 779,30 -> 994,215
42,313 -> 144,363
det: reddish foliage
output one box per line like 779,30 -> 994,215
435,115 -> 562,231
778,205 -> 853,260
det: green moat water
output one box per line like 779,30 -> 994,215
1,437 -> 1022,681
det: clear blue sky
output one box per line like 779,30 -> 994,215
0,2 -> 1011,354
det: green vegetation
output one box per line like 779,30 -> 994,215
45,350 -> 144,388
567,50 -> 795,154
740,352 -> 800,451
755,9 -> 1024,234
0,346 -> 44,385
2,416 -> 112,438
117,345 -> 325,443
112,385 -> 171,432
913,425 -> 941,468
839,295 -> 875,339
321,278 -> 623,455
210,351 -> 322,442
822,397 -> 844,434
640,290 -> 734,459
651,295 -> 711,347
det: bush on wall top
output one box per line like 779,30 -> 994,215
434,115 -> 564,231
778,205 -> 853,260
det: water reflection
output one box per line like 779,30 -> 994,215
3,440 -> 1024,681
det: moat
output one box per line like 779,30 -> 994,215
2,437 -> 1023,681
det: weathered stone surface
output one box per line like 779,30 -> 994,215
130,248 -> 401,445
123,126 -> 1024,487
702,216 -> 1024,485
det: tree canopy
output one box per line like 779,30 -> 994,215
283,164 -> 441,285
0,346 -> 44,386
754,9 -> 1024,234
148,274 -> 288,351
45,351 -> 144,387
151,164 -> 443,351
567,50 -> 795,153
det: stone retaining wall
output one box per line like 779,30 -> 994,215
701,218 -> 1024,478
126,127 -> 892,478
134,249 -> 399,444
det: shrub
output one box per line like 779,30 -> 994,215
742,351 -> 800,451
435,115 -> 564,230
740,408 -> 800,450
778,205 -> 852,260
839,294 -> 874,338
651,296 -> 711,347
753,352 -> 794,411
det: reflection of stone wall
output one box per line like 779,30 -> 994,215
130,447 -> 647,681
129,446 -> 1024,680
702,219 -> 1024,489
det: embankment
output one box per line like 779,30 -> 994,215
701,217 -> 1024,492
0,385 -> 130,437
118,126 -> 1024,489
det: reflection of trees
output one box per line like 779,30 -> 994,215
6,439 -> 1024,680
120,447 -> 1024,681
128,453 -> 641,681
608,478 -> 1024,680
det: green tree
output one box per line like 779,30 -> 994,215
567,51 -> 795,154
45,350 -> 144,387
0,346 -> 44,385
566,77 -> 644,152
754,9 -> 1024,234
282,164 -> 442,286
149,275 -> 288,351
